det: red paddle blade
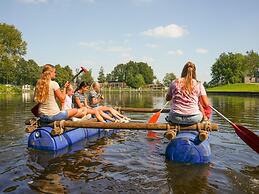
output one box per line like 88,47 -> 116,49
81,66 -> 88,73
148,112 -> 161,123
147,131 -> 157,139
232,124 -> 259,154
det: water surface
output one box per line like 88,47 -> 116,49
0,92 -> 258,193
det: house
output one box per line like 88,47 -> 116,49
244,68 -> 259,83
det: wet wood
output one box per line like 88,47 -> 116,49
114,107 -> 170,113
50,121 -> 218,136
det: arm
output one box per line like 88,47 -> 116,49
54,82 -> 69,103
166,93 -> 172,101
75,96 -> 83,108
199,95 -> 210,108
91,97 -> 102,105
166,82 -> 173,101
84,98 -> 92,109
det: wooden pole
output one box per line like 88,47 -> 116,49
51,120 -> 218,136
114,107 -> 171,113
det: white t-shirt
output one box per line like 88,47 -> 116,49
39,80 -> 60,116
63,95 -> 72,110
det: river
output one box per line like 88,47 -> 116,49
0,92 -> 258,194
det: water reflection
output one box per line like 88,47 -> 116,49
26,133 -> 120,193
0,93 -> 258,193
166,162 -> 216,194
210,94 -> 259,131
22,92 -> 32,103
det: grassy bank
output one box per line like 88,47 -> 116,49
0,84 -> 22,94
207,83 -> 259,93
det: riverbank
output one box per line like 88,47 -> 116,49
207,83 -> 259,94
0,84 -> 22,94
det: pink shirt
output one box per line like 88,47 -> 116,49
167,78 -> 207,115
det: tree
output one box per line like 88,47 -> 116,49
108,61 -> 155,87
97,66 -> 106,83
112,63 -> 127,81
0,23 -> 27,61
210,52 -> 246,85
245,50 -> 259,78
137,62 -> 154,84
163,72 -> 176,87
0,23 -> 27,84
16,59 -> 41,85
55,64 -> 73,86
128,74 -> 145,89
77,68 -> 93,84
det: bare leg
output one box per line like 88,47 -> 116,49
86,109 -> 105,122
67,108 -> 78,118
97,106 -> 127,120
99,110 -> 116,122
74,108 -> 86,118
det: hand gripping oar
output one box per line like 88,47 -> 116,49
31,66 -> 88,117
210,105 -> 259,154
147,101 -> 170,138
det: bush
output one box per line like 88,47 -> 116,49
0,84 -> 22,94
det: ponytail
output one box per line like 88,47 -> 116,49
34,64 -> 54,103
181,61 -> 197,94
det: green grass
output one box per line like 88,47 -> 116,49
207,83 -> 259,92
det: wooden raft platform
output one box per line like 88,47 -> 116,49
50,120 -> 218,136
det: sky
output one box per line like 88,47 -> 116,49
1,0 -> 259,82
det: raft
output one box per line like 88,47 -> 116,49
28,126 -> 116,151
27,119 -> 217,164
165,131 -> 211,164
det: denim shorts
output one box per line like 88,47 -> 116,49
39,111 -> 68,123
167,112 -> 202,125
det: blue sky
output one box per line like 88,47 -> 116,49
1,0 -> 259,82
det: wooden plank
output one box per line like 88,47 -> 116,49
115,107 -> 170,113
51,121 -> 218,136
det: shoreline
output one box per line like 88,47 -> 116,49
207,91 -> 259,96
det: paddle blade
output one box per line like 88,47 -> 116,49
148,112 -> 161,123
232,124 -> 259,154
147,131 -> 157,139
31,103 -> 40,117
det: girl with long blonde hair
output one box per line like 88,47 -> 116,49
34,64 -> 81,123
166,61 -> 210,124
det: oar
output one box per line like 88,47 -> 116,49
31,66 -> 88,117
210,105 -> 259,154
70,66 -> 88,82
147,101 -> 170,138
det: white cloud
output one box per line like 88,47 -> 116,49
168,49 -> 183,56
18,0 -> 48,3
142,24 -> 187,38
196,48 -> 208,54
146,43 -> 159,48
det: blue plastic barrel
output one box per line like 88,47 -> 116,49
28,127 -> 114,151
165,131 -> 211,164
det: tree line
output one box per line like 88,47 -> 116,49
1,22 -> 258,89
208,51 -> 259,86
0,23 -> 176,88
